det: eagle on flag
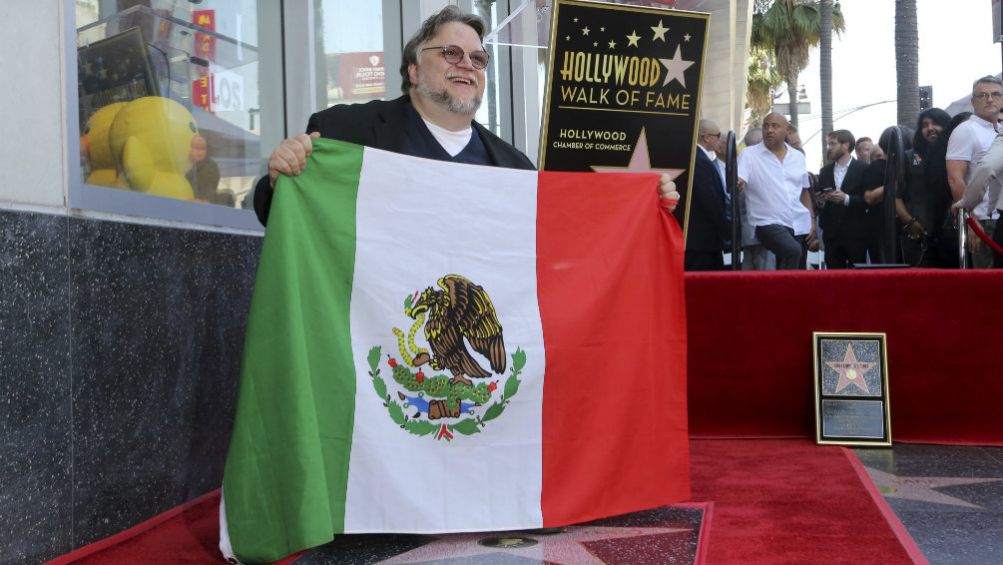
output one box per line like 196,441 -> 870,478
406,274 -> 507,385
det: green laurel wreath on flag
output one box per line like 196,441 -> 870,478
366,346 -> 525,440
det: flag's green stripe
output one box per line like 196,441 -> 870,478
223,139 -> 364,563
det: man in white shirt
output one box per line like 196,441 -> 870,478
947,75 -> 1003,268
737,113 -> 812,270
955,131 -> 1003,268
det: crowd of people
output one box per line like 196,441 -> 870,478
685,75 -> 1003,271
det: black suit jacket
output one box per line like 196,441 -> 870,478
686,149 -> 728,252
253,95 -> 535,225
816,158 -> 871,243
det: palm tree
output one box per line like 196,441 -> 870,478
746,45 -> 783,127
819,0 -> 833,159
895,0 -> 919,128
752,0 -> 844,129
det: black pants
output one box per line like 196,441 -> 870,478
755,224 -> 802,270
685,250 -> 725,271
825,237 -> 876,269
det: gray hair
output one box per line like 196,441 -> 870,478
971,75 -> 1003,96
698,119 -> 719,135
399,6 -> 486,94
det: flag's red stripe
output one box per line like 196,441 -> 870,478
536,171 -> 689,526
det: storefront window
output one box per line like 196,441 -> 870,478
319,0 -> 387,109
74,0 -> 278,221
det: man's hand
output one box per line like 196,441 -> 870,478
659,174 -> 680,212
904,220 -> 925,241
806,218 -> 819,251
268,132 -> 321,187
825,189 -> 846,204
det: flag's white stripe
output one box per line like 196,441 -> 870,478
345,148 -> 546,532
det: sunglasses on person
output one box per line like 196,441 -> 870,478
421,45 -> 490,70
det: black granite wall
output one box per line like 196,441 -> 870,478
0,208 -> 261,565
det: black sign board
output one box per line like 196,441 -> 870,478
813,332 -> 892,447
539,0 -> 709,235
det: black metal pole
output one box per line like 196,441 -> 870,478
881,127 -> 904,263
726,132 -> 740,269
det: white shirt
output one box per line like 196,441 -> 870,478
422,117 -> 473,157
714,157 -> 726,187
738,142 -> 809,229
946,115 -> 1001,220
698,144 -> 716,162
792,181 -> 813,236
833,158 -> 850,190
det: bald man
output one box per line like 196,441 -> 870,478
685,119 -> 729,270
737,113 -> 812,270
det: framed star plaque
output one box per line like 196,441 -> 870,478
538,0 -> 709,238
813,332 -> 892,446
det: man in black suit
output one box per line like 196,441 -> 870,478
254,6 -> 678,226
817,129 -> 875,268
685,119 -> 729,270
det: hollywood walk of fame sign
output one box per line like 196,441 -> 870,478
538,0 -> 709,238
813,332 -> 892,446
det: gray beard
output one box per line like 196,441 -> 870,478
416,83 -> 482,115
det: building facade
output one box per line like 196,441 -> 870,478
0,2 -> 750,563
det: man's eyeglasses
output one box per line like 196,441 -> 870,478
421,45 -> 490,70
703,132 -> 721,138
973,92 -> 1003,101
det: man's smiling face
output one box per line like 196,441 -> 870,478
409,21 -> 486,116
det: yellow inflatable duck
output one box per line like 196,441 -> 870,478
81,102 -> 129,188
108,96 -> 202,200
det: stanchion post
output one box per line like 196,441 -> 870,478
958,207 -> 968,269
726,131 -> 740,270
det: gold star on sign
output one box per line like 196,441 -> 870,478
573,17 -> 578,23
626,30 -> 640,47
608,40 -> 616,49
582,26 -> 590,36
684,33 -> 692,42
600,26 -> 606,32
565,35 -> 570,40
593,41 -> 598,47
651,20 -> 669,41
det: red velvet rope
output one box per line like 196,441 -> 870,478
966,216 -> 1003,256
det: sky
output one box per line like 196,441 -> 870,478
794,0 -> 1002,168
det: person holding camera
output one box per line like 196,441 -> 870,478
817,129 -> 874,269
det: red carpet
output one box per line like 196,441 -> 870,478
686,270 -> 1003,444
44,491 -> 298,565
689,438 -> 927,565
49,439 -> 927,565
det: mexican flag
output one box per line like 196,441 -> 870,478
221,138 -> 688,563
